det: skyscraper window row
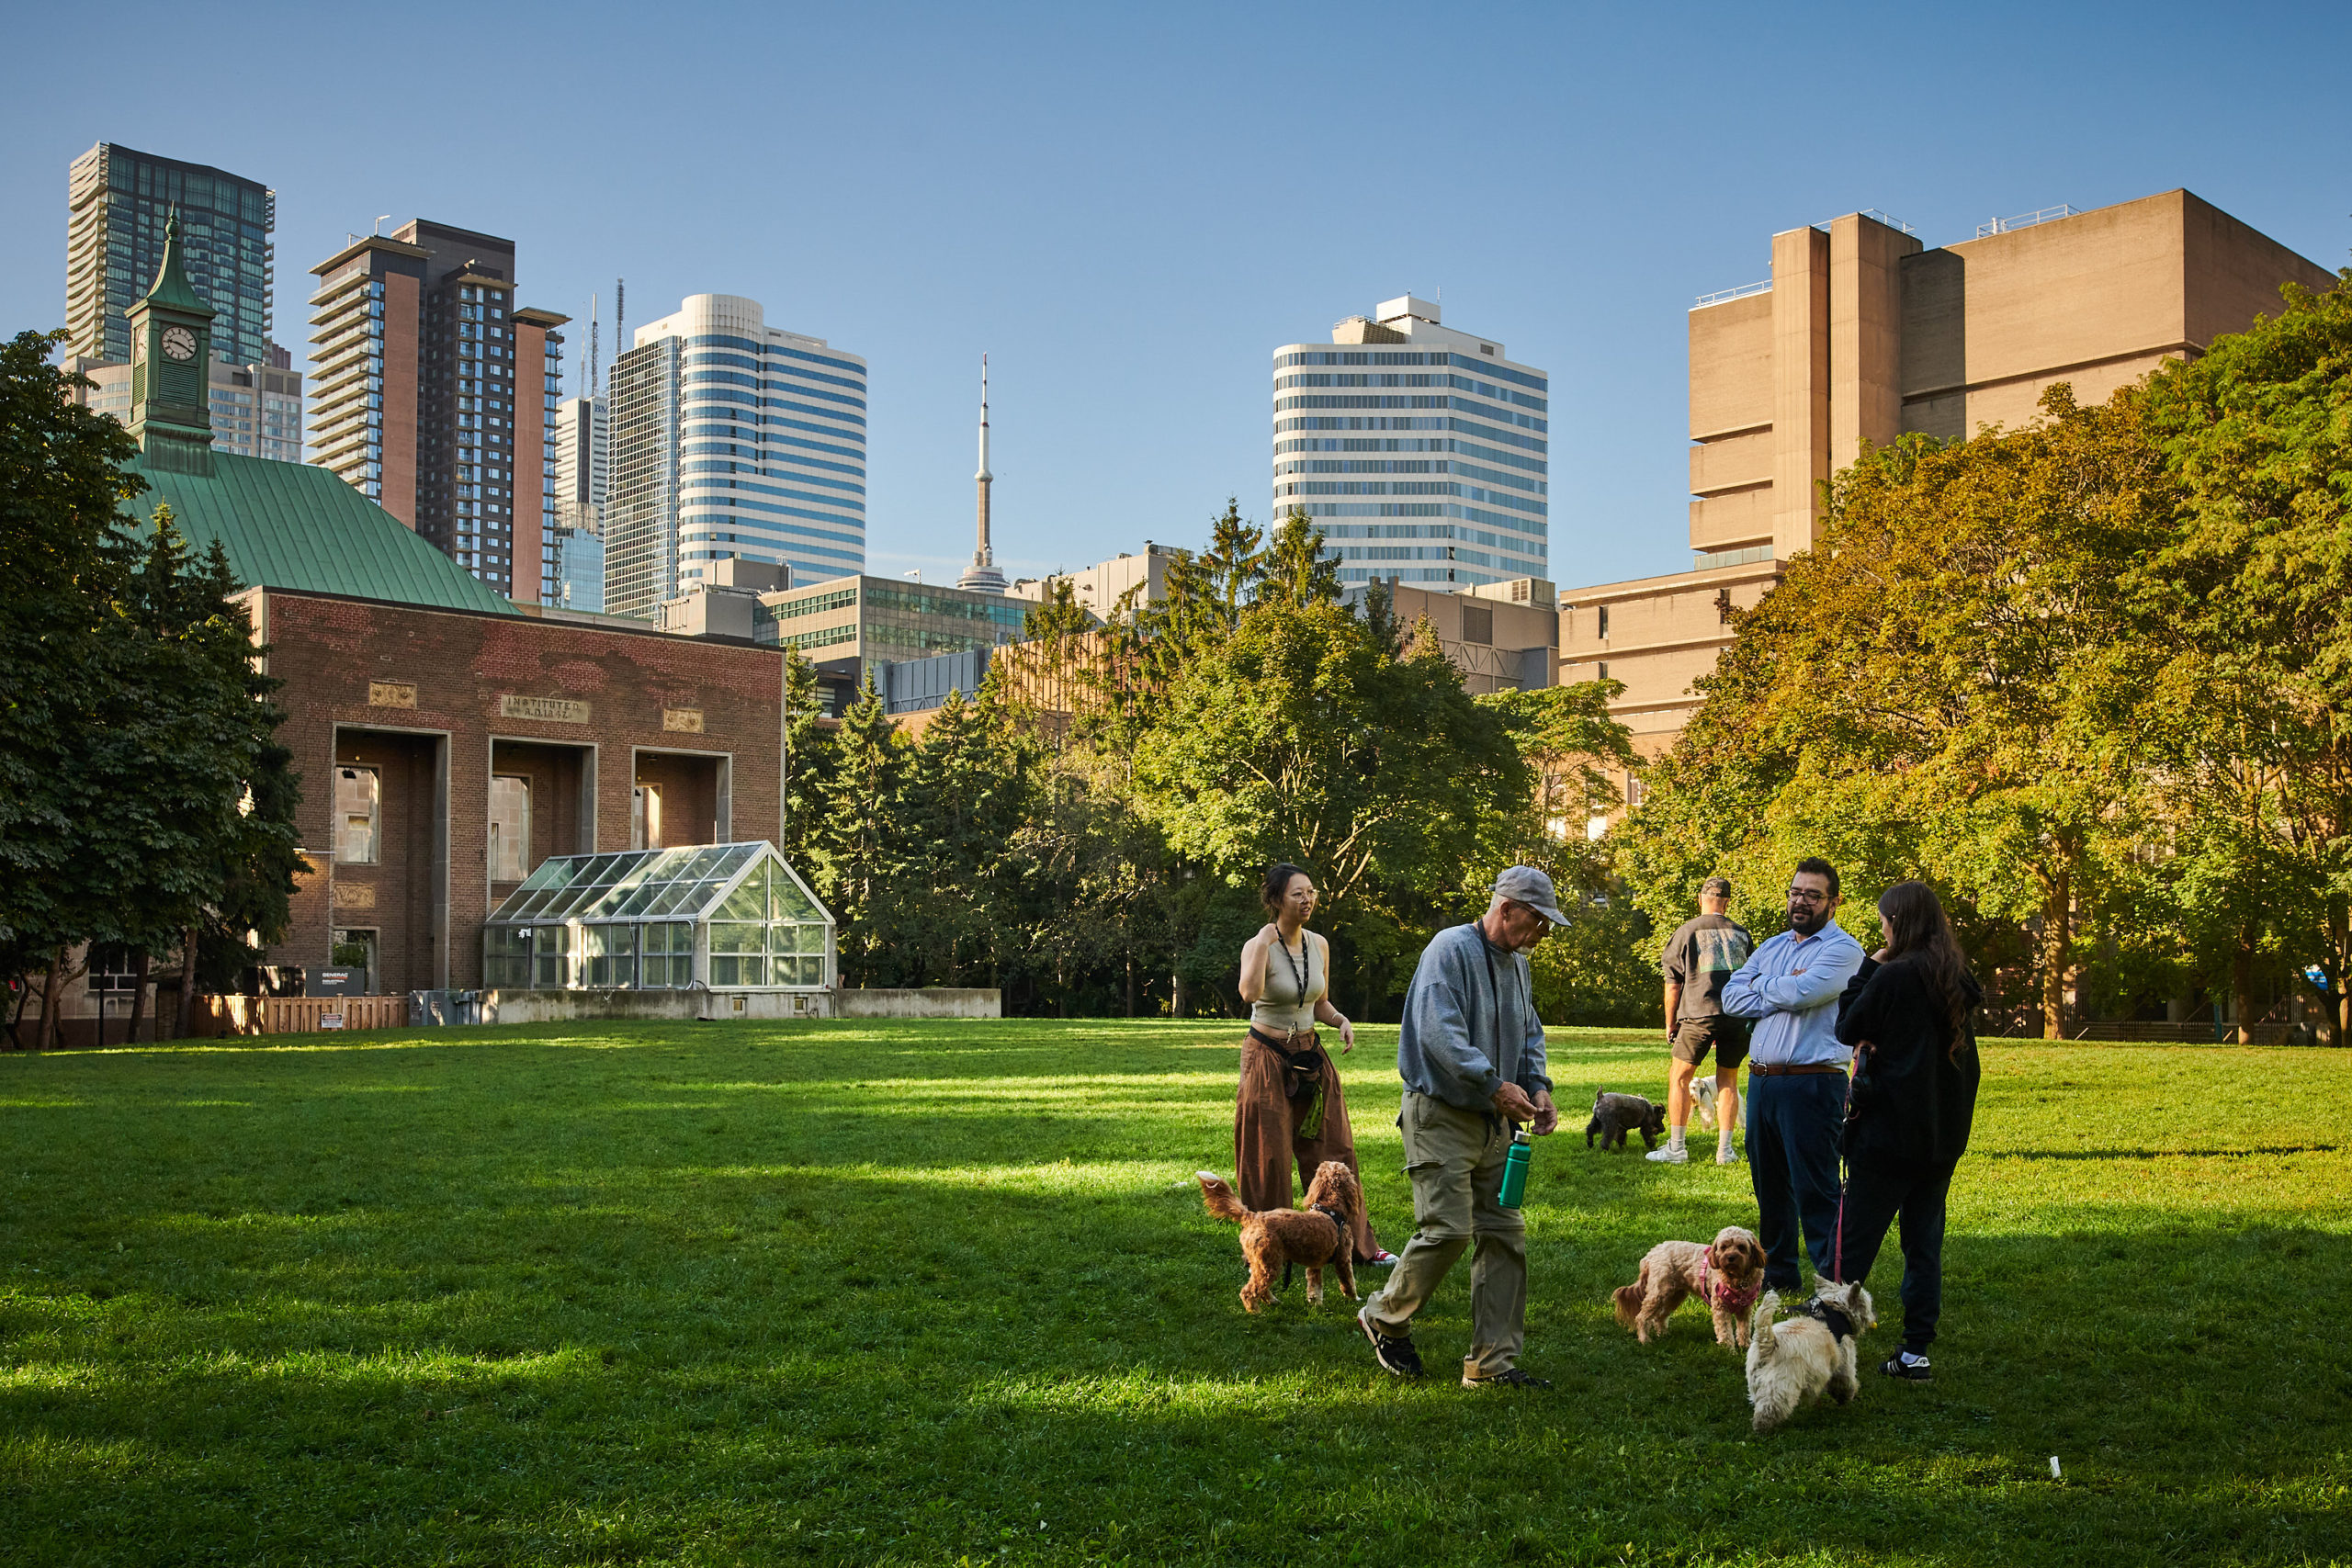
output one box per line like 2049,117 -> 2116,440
1447,398 -> 1547,432
1277,416 -> 1450,434
682,368 -> 866,411
682,334 -> 866,377
683,350 -> 873,396
680,435 -> 866,474
1444,420 -> 1546,454
674,494 -> 864,530
681,460 -> 866,495
1278,394 -> 1453,412
680,415 -> 866,457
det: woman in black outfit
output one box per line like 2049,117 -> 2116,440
1832,880 -> 1983,1383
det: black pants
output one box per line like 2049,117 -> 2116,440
1834,1156 -> 1955,1354
1747,1070 -> 1846,1292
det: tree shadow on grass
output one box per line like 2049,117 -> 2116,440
6,1148 -> 2350,1567
5,1031 -> 2349,1564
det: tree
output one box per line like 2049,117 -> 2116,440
1474,682 -> 1655,1025
1617,394 -> 2171,1037
0,331 -> 300,1045
1133,596 -> 1526,1013
1256,507 -> 1341,609
812,673 -> 907,986
0,330 -> 145,1007
2127,273 -> 2352,1040
778,646 -> 832,872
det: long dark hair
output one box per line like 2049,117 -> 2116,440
1261,863 -> 1306,915
1878,880 -> 1973,1055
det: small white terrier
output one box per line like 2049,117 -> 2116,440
1690,1077 -> 1719,1133
1745,1279 -> 1876,1432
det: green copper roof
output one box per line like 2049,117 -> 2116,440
141,210 -> 214,317
121,450 -> 518,615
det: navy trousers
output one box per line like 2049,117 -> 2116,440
1747,1069 -> 1846,1292
1834,1157 -> 1954,1354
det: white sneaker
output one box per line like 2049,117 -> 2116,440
1715,1147 -> 1742,1165
1645,1145 -> 1688,1164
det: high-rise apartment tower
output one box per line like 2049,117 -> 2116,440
604,295 -> 867,619
306,221 -> 567,601
67,143 -> 276,368
1272,296 -> 1549,590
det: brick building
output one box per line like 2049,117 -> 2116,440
33,217 -> 788,1039
250,588 -> 784,994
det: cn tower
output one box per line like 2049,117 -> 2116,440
956,354 -> 1009,593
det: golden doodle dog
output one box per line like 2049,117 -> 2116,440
1746,1279 -> 1877,1432
1611,1224 -> 1767,1348
1195,1160 -> 1363,1313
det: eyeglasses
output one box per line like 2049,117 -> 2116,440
1785,888 -> 1830,904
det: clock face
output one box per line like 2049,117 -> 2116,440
161,325 -> 198,362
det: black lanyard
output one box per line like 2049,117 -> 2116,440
1278,930 -> 1311,1000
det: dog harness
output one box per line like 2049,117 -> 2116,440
1307,1202 -> 1350,1264
1701,1261 -> 1758,1316
1282,1201 -> 1353,1291
1792,1295 -> 1856,1341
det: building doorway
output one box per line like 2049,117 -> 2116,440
332,929 -> 379,995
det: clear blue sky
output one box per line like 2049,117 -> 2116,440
5,1 -> 2345,590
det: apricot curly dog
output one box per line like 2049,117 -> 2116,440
1611,1224 -> 1768,1348
1195,1160 -> 1363,1313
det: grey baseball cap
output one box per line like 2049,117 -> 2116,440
1494,865 -> 1570,925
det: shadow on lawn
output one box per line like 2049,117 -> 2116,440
6,1031 -> 2349,1565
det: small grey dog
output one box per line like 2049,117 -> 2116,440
1588,1090 -> 1667,1151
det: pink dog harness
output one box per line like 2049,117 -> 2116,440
1702,1261 -> 1758,1315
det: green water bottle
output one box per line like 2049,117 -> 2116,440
1498,1131 -> 1532,1208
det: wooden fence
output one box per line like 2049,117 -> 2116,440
192,995 -> 409,1037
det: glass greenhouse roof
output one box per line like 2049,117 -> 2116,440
485,842 -> 828,926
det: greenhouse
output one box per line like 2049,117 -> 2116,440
481,841 -> 834,992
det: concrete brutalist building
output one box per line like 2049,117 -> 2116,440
1559,189 -> 2335,774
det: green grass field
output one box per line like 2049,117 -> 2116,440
3,1020 -> 2347,1566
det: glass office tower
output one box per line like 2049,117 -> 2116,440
605,295 -> 866,619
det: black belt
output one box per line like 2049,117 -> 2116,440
1250,1028 -> 1327,1100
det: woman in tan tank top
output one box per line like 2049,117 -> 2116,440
1234,863 -> 1393,1266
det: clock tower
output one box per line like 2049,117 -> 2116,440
125,209 -> 217,476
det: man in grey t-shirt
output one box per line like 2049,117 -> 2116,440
1648,875 -> 1751,1166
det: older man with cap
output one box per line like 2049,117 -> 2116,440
1359,865 -> 1563,1388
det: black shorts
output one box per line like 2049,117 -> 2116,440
1671,1015 -> 1748,1070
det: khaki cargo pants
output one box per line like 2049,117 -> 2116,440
1363,1089 -> 1527,1376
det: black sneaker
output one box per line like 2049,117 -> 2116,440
1462,1365 -> 1553,1390
1879,1352 -> 1933,1382
1358,1305 -> 1424,1378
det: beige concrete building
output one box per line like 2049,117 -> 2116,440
1342,575 -> 1557,695
1561,188 -> 2334,761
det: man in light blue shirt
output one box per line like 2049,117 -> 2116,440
1721,857 -> 1866,1293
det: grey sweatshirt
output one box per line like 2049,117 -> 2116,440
1396,922 -> 1552,1111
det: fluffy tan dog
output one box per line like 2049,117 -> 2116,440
1611,1224 -> 1768,1348
1195,1160 -> 1363,1313
1745,1279 -> 1877,1432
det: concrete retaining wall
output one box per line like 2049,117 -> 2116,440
479,987 -> 1000,1025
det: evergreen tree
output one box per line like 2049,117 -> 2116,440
1256,508 -> 1341,608
778,646 -> 832,872
814,672 -> 909,986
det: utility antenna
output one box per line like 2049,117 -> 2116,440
585,292 -> 599,400
614,277 -> 625,359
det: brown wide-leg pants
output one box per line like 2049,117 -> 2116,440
1234,1033 -> 1385,1262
